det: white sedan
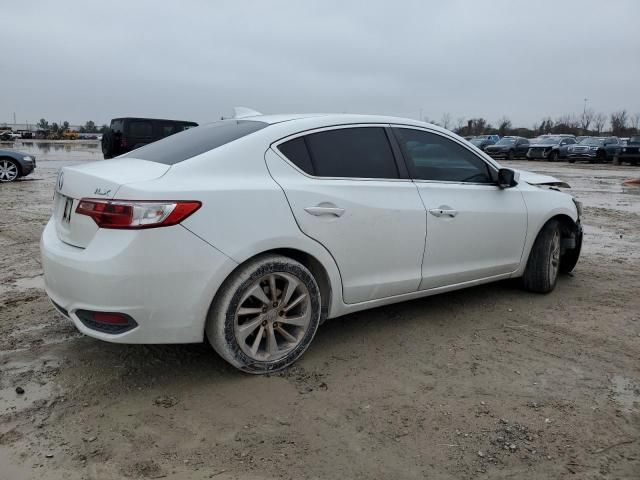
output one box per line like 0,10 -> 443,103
41,113 -> 583,373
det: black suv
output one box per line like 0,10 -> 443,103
619,136 -> 640,165
101,117 -> 198,159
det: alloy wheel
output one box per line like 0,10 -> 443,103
233,272 -> 311,362
0,160 -> 19,182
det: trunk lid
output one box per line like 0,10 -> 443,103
53,159 -> 170,248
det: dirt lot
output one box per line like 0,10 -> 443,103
1,142 -> 639,479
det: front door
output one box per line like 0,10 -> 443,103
392,127 -> 528,290
266,126 -> 426,304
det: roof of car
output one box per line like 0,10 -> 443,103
111,117 -> 198,124
244,112 -> 449,127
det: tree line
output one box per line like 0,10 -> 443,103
429,110 -> 640,138
36,119 -> 109,134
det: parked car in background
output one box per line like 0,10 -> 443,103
469,134 -> 500,151
101,117 -> 198,159
0,149 -> 36,182
567,137 -> 621,163
618,135 -> 640,165
17,130 -> 33,139
0,131 -> 21,141
42,113 -> 583,373
527,136 -> 576,161
484,136 -> 530,160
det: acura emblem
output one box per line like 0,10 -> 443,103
57,171 -> 64,191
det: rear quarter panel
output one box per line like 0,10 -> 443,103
115,136 -> 346,318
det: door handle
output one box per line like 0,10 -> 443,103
428,208 -> 458,218
304,206 -> 345,217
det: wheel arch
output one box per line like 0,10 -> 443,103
519,213 -> 580,276
0,156 -> 22,176
206,246 -> 340,334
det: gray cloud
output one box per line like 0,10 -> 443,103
2,0 -> 639,128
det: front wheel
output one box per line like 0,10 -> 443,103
522,220 -> 561,293
0,158 -> 20,182
507,150 -> 515,160
206,254 -> 321,374
548,151 -> 559,162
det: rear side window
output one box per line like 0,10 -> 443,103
128,120 -> 153,137
122,120 -> 267,165
279,127 -> 398,179
394,128 -> 493,183
278,137 -> 314,174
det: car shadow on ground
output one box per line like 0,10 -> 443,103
51,276 -> 549,392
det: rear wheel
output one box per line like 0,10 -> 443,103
522,220 -> 561,293
0,158 -> 20,182
206,254 -> 321,374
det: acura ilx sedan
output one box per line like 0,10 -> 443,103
41,113 -> 583,373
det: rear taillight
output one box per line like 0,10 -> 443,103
75,199 -> 201,229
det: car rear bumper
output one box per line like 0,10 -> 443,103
40,218 -> 237,344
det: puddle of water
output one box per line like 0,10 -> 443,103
610,375 -> 640,413
1,140 -> 104,167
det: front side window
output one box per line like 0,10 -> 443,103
278,127 -> 399,179
394,128 -> 494,183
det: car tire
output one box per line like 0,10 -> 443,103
0,158 -> 20,182
206,254 -> 321,374
507,150 -> 515,160
522,219 -> 561,293
548,151 -> 559,162
568,158 -> 575,164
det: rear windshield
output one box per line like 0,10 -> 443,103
121,120 -> 268,165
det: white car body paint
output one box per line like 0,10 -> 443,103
41,113 -> 580,344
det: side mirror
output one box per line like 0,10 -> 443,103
497,168 -> 518,188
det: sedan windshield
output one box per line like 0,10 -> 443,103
470,138 -> 486,145
495,138 -> 516,145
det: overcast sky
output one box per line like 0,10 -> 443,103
2,0 -> 639,128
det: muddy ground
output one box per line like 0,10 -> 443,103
1,141 -> 639,479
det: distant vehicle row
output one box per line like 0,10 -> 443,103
467,134 -> 639,165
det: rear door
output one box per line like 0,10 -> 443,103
392,127 -> 527,290
125,119 -> 154,150
266,125 -> 426,304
